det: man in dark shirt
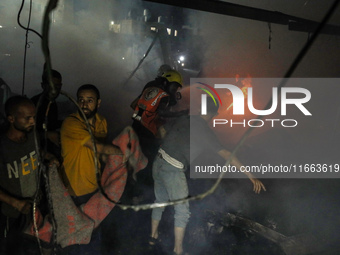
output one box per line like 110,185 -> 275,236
131,70 -> 187,157
129,70 -> 188,201
149,98 -> 266,255
31,69 -> 63,132
31,69 -> 63,160
0,96 -> 59,254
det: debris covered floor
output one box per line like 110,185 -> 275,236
98,177 -> 340,255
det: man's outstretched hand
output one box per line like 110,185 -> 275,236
249,175 -> 266,194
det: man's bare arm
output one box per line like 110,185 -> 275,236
84,138 -> 123,155
0,190 -> 31,214
46,131 -> 60,148
157,101 -> 189,118
157,126 -> 167,139
217,149 -> 266,194
43,151 -> 60,167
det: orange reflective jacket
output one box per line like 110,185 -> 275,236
132,87 -> 169,136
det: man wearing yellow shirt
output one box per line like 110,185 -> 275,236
61,84 -> 122,204
60,84 -> 122,254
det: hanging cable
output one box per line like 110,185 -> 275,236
32,93 -> 61,254
268,22 -> 272,49
41,0 -> 59,102
17,0 -> 43,39
20,0 -> 33,96
32,100 -> 47,254
42,101 -> 58,254
33,1 -> 60,254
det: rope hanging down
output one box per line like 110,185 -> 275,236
17,0 -> 43,39
18,0 -> 34,96
33,1 -> 60,254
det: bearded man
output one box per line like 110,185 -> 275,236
0,96 -> 58,254
60,84 -> 122,203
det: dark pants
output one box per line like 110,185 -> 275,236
0,211 -> 39,255
132,121 -> 160,185
128,121 -> 160,203
60,230 -> 102,255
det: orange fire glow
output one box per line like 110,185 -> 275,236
226,75 -> 252,111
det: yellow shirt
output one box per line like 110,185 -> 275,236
60,112 -> 107,196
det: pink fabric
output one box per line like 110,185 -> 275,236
25,126 -> 147,248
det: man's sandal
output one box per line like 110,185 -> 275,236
148,236 -> 161,246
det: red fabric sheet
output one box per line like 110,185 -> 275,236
25,126 -> 147,248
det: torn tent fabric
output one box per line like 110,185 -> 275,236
25,126 -> 148,248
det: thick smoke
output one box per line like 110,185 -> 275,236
1,0 -> 340,253
185,1 -> 340,251
186,0 -> 340,78
0,0 -> 165,137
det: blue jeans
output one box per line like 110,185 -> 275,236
151,157 -> 190,228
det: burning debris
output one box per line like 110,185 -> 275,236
227,75 -> 252,112
184,210 -> 340,255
